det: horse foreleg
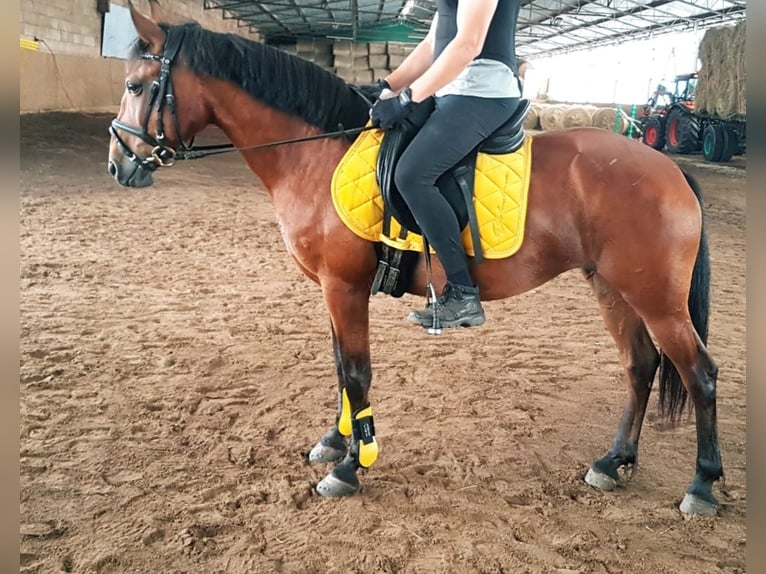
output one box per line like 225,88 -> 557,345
583,273 -> 660,491
308,328 -> 352,464
312,282 -> 376,497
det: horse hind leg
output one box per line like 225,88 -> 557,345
583,272 -> 660,491
640,312 -> 722,516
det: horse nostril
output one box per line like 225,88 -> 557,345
108,160 -> 118,177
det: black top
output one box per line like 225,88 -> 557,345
433,0 -> 521,71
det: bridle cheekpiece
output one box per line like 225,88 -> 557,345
109,26 -> 191,170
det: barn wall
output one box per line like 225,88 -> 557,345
19,0 -> 415,114
19,0 -> 259,113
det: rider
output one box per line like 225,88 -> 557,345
370,0 -> 522,329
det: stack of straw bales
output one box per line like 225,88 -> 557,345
524,104 -> 634,134
281,40 -> 408,84
332,41 -> 375,84
536,104 -> 596,130
331,41 -> 414,85
291,38 -> 334,71
385,43 -> 412,70
696,21 -> 746,117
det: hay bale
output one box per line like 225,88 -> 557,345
538,105 -> 567,131
562,106 -> 593,128
523,105 -> 540,130
368,42 -> 387,55
697,22 -> 745,117
734,21 -> 746,115
333,41 -> 369,57
592,107 -> 629,133
696,27 -> 720,114
714,27 -> 737,116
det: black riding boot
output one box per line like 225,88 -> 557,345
409,282 -> 485,328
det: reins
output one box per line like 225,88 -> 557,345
170,125 -> 377,161
110,26 -> 374,169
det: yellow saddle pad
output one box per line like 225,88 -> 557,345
331,127 -> 533,258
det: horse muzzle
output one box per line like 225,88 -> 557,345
107,154 -> 155,188
108,119 -> 179,187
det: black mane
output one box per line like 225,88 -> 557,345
133,22 -> 371,133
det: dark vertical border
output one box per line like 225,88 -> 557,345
746,3 -> 765,571
1,2 -> 20,573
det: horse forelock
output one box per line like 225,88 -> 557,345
133,22 -> 370,133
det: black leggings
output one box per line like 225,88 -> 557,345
394,95 -> 519,285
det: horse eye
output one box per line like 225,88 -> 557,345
126,81 -> 143,96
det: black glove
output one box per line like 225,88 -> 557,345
354,78 -> 391,106
370,88 -> 414,130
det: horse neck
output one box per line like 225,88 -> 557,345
201,78 -> 349,198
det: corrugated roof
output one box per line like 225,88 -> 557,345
203,0 -> 746,57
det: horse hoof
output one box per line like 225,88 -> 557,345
308,441 -> 347,464
585,467 -> 618,491
679,493 -> 718,516
316,472 -> 359,498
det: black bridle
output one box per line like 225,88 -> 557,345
110,27 -> 201,170
110,26 -> 374,171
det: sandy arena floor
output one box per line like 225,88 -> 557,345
20,113 -> 746,574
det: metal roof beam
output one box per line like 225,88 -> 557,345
204,0 -> 747,53
225,2 -> 400,18
518,0 -> 741,50
205,0 -> 259,10
670,0 -> 745,18
522,5 -> 745,58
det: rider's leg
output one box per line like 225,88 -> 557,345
394,95 -> 518,327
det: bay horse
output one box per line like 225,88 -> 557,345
107,2 -> 723,515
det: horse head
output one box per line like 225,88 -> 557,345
108,1 -> 209,187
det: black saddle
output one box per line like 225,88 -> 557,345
479,98 -> 530,154
370,98 -> 530,297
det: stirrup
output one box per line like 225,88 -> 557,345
422,239 -> 441,336
425,281 -> 442,336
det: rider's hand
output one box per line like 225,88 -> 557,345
370,88 -> 414,130
355,78 -> 391,104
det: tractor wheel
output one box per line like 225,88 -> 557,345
730,127 -> 746,155
665,108 -> 701,154
720,127 -> 736,162
641,116 -> 666,150
702,124 -> 724,162
702,124 -> 735,162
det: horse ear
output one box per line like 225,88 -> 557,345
128,0 -> 165,51
148,0 -> 168,23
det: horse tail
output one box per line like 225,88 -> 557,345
658,169 -> 711,421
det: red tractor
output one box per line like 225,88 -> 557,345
640,73 -> 745,162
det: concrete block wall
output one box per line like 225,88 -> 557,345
21,0 -> 101,57
21,0 -> 259,57
20,0 -> 417,113
20,0 -> 260,112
